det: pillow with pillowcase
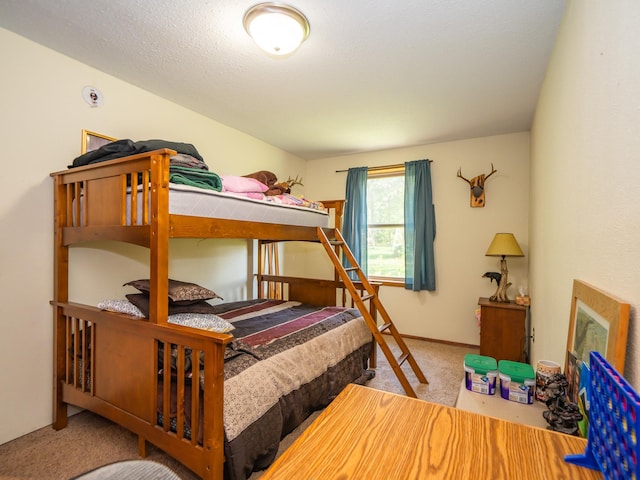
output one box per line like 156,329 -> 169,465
123,278 -> 222,303
97,299 -> 145,318
126,293 -> 220,318
168,312 -> 235,333
220,175 -> 269,193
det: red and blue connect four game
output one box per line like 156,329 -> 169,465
565,351 -> 639,479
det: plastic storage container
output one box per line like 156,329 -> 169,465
464,354 -> 498,395
498,360 -> 535,404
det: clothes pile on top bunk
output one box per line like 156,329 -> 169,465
68,138 -> 323,209
70,138 -> 206,168
70,139 -> 223,191
168,164 -> 221,191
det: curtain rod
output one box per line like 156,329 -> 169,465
335,159 -> 432,173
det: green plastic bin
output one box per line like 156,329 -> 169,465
498,360 -> 535,404
464,353 -> 498,395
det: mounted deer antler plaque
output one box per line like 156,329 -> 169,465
456,163 -> 497,207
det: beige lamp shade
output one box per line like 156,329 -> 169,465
485,233 -> 524,258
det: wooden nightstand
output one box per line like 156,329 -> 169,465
478,297 -> 528,362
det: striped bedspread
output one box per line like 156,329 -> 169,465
211,299 -> 372,440
163,299 -> 373,479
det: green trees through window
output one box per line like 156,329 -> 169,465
367,174 -> 404,279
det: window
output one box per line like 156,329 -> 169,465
343,160 -> 435,291
367,167 -> 405,282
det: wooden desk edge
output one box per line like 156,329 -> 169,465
261,384 -> 599,479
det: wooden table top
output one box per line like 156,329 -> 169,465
261,384 -> 602,479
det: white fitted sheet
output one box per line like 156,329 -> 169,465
165,184 -> 329,227
79,184 -> 330,228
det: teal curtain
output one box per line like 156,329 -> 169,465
404,160 -> 436,291
342,167 -> 368,277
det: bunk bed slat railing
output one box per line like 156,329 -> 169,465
190,349 -> 201,447
142,170 -> 150,225
162,342 -> 172,434
129,172 -> 139,226
52,152 -> 161,231
176,346 -> 185,439
52,301 -> 231,479
157,341 -> 204,446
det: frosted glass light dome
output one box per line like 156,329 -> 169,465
244,3 -> 310,56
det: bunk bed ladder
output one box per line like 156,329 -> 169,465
317,227 -> 428,398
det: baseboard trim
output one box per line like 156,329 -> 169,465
383,331 -> 479,350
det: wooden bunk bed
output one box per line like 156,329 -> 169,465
50,149 -> 426,480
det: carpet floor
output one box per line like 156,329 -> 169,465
0,337 -> 477,480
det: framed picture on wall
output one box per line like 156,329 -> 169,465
564,279 -> 630,403
81,129 -> 116,154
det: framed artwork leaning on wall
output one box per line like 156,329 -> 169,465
564,279 -> 630,404
81,129 -> 116,154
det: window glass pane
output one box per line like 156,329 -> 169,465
367,226 -> 404,277
367,173 -> 405,279
367,176 -> 404,225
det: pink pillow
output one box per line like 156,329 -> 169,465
221,175 -> 269,193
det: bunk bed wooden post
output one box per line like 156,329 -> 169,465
52,174 -> 69,429
148,152 -> 170,324
257,241 -> 264,298
320,200 -> 344,231
201,337 -> 226,480
317,200 -> 345,286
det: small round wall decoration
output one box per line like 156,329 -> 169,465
82,85 -> 104,107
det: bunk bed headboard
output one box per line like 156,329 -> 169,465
51,149 -> 175,322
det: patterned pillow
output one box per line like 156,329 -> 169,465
123,279 -> 222,302
168,313 -> 235,333
97,299 -> 145,318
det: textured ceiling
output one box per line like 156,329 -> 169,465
0,0 -> 566,159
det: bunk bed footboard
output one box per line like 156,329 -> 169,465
51,301 -> 232,480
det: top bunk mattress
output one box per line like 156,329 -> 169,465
167,184 -> 329,228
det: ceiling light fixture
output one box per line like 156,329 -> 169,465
243,3 -> 310,56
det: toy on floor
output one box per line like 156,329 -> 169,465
565,351 -> 640,479
541,372 -> 583,435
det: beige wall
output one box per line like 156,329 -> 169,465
0,28 -> 306,445
530,1 -> 639,389
300,132 -> 530,345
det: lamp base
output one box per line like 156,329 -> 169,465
489,290 -> 511,303
490,258 -> 512,302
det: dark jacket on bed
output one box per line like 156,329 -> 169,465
69,139 -> 205,169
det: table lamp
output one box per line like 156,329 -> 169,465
485,233 -> 524,302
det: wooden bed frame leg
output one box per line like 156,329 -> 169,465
138,436 -> 148,458
52,400 -> 68,430
52,306 -> 68,430
369,342 -> 377,369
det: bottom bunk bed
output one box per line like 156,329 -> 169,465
52,277 -> 374,480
